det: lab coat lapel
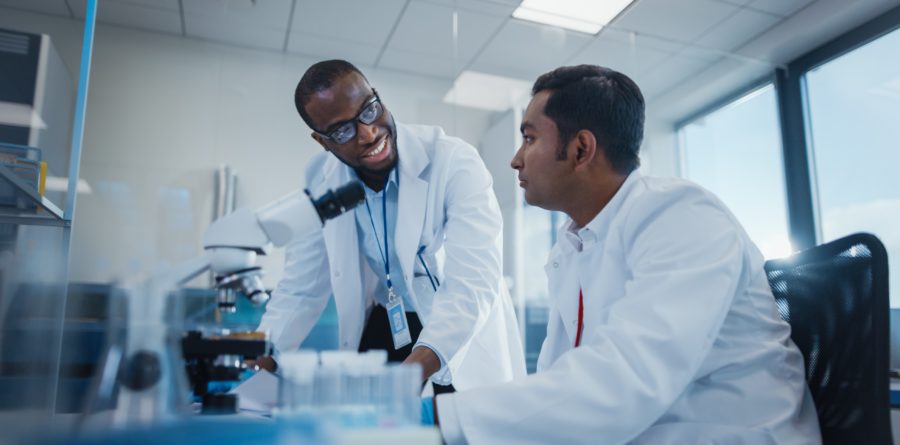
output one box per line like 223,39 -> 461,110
394,125 -> 428,312
320,160 -> 364,346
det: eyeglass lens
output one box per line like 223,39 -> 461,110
329,99 -> 382,144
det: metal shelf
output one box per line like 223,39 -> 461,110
0,163 -> 68,227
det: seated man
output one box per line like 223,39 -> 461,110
427,65 -> 821,444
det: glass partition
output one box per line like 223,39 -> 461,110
0,0 -> 95,438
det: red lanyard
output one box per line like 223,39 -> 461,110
575,288 -> 584,347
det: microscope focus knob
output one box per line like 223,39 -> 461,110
119,350 -> 162,391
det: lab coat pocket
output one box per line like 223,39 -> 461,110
412,274 -> 437,321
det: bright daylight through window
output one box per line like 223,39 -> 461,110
805,26 -> 900,306
679,85 -> 792,260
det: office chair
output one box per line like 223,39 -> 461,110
765,232 -> 891,444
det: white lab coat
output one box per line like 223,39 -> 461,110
258,123 -> 526,390
437,172 -> 821,444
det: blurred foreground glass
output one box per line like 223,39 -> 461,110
0,1 -> 93,441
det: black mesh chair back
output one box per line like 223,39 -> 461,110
765,232 -> 891,444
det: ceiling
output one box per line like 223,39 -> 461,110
2,0 -> 899,123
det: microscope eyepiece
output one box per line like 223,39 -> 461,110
309,180 -> 366,222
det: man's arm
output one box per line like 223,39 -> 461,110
434,189 -> 748,444
256,228 -> 333,361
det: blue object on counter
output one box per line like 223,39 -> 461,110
35,417 -> 330,445
420,396 -> 435,425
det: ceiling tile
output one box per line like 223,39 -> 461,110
712,0 -> 753,5
378,47 -> 463,79
414,0 -> 519,17
0,0 -> 70,16
182,0 -> 293,51
694,7 -> 781,51
568,33 -> 673,76
69,0 -> 181,34
599,27 -> 686,53
385,1 -> 506,63
746,0 -> 815,17
613,0 -> 739,43
104,0 -> 178,10
287,32 -> 381,66
470,19 -> 592,82
639,47 -> 722,101
290,0 -> 405,48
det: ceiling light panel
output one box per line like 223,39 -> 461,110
512,0 -> 635,34
443,70 -> 532,111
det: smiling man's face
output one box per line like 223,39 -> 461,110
306,71 -> 398,187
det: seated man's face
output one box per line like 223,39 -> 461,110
306,71 -> 398,179
511,90 -> 575,211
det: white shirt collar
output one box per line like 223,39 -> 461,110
561,170 -> 641,253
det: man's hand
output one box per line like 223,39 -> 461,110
254,355 -> 278,373
403,346 -> 441,382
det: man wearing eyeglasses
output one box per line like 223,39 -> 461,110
256,60 -> 526,394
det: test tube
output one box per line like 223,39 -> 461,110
277,350 -> 318,415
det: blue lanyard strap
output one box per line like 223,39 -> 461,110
364,170 -> 394,289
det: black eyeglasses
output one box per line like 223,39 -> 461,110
315,91 -> 384,145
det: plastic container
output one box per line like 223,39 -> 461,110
0,159 -> 41,209
276,350 -> 420,430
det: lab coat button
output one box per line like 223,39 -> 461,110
334,271 -> 341,278
553,262 -> 559,268
342,341 -> 349,347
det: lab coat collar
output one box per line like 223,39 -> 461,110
553,170 -> 641,257
394,123 -> 429,181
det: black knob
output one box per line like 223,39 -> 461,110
118,350 -> 162,391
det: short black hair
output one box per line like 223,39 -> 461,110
532,65 -> 644,174
294,59 -> 368,131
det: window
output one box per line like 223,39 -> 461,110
805,26 -> 900,306
678,84 -> 792,259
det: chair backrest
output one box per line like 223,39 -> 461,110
765,232 -> 891,444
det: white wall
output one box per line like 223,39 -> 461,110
479,109 -> 523,313
0,8 -> 494,287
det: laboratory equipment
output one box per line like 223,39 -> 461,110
112,180 -> 365,425
277,350 -> 423,429
180,330 -> 268,414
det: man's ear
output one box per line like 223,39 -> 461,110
573,129 -> 597,168
311,132 -> 330,152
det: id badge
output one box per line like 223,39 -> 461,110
386,289 -> 412,350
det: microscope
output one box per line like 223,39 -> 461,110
112,181 -> 364,423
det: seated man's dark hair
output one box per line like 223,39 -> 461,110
294,59 -> 368,130
532,65 -> 645,174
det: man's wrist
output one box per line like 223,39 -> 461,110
404,345 -> 442,380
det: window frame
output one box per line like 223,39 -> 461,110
676,4 -> 900,251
